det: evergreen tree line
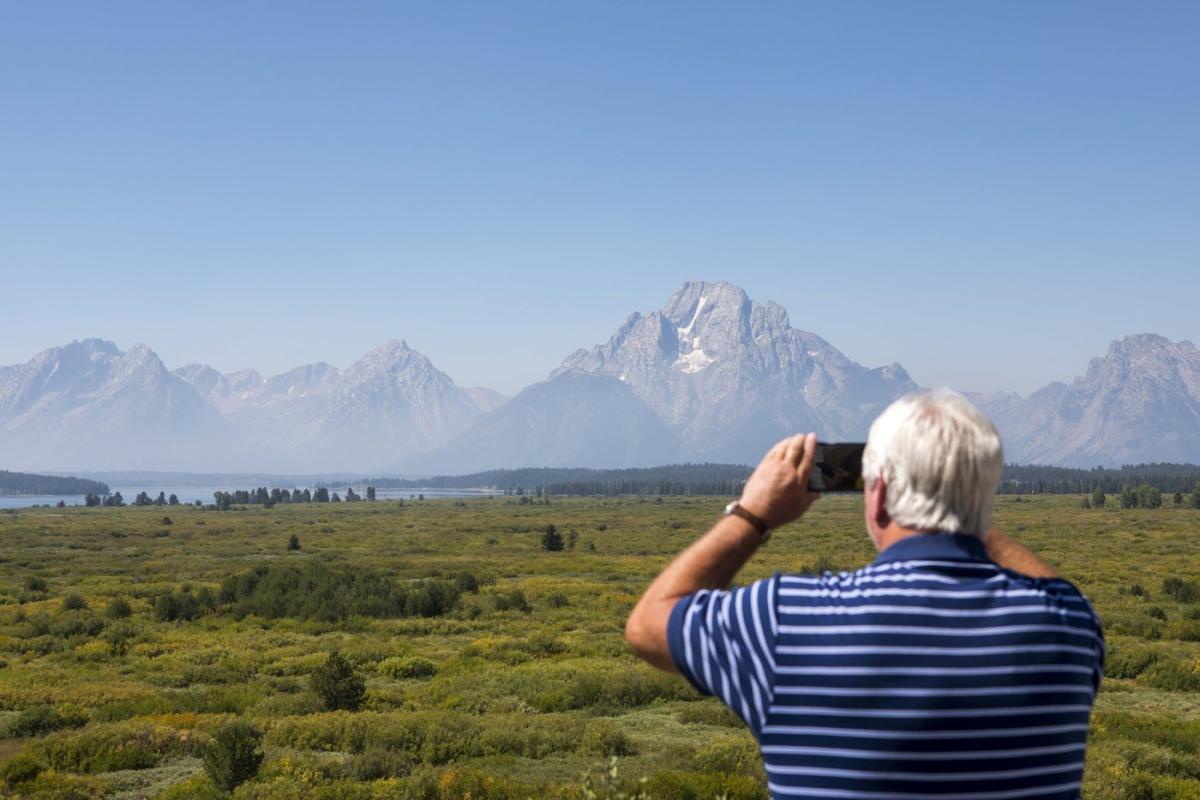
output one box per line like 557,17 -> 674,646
0,470 -> 109,496
1079,483 -> 1200,510
368,464 -> 754,496
369,461 -> 1200,498
999,463 -> 1200,495
211,486 -> 376,510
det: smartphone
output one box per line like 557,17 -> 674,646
808,443 -> 866,492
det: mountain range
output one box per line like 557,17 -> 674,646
2,281 -> 1197,473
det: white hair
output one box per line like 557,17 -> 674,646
861,389 -> 1003,537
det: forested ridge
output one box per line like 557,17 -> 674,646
1000,463 -> 1200,494
368,463 -> 754,496
370,461 -> 1200,497
0,470 -> 109,496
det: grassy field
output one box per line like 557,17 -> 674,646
0,494 -> 1198,799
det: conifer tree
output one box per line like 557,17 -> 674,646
541,524 -> 565,551
310,652 -> 365,711
203,720 -> 263,791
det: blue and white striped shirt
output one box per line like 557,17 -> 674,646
667,532 -> 1105,800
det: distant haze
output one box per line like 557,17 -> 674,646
2,282 -> 1198,473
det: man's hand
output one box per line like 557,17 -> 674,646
738,433 -> 821,530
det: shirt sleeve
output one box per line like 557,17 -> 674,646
1050,578 -> 1106,696
1083,597 -> 1106,695
666,575 -> 779,735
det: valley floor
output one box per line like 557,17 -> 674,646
0,495 -> 1197,798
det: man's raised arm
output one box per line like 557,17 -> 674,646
984,528 -> 1060,579
625,432 -> 821,672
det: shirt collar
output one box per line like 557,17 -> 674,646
872,531 -> 990,566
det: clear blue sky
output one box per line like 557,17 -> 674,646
2,1 -> 1196,396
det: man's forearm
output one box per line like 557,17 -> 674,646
985,529 -> 1060,579
625,515 -> 762,671
626,433 -> 819,673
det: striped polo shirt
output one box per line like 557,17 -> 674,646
666,531 -> 1105,800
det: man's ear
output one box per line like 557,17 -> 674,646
867,478 -> 890,529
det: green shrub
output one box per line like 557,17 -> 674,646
18,769 -> 108,799
1103,645 -> 1160,679
203,719 -> 263,792
1137,484 -> 1163,509
1164,619 -> 1200,641
267,710 -> 592,763
253,690 -> 324,717
103,621 -> 137,656
677,702 -> 744,728
50,610 -> 104,639
1143,660 -> 1200,692
349,745 -> 414,780
92,696 -> 173,722
523,631 -> 566,657
60,593 -> 88,612
183,661 -> 252,686
219,562 -> 458,621
579,757 -> 649,800
4,704 -> 88,738
579,720 -> 635,757
154,588 -> 214,622
493,590 -> 530,613
533,663 -> 694,712
692,735 -> 761,775
400,764 -> 542,799
34,722 -> 188,773
378,656 -> 437,679
452,572 -> 479,593
311,651 -> 366,711
1123,741 -> 1200,781
1163,577 -> 1200,603
155,772 -> 225,800
1093,711 -> 1200,755
104,596 -> 132,619
1103,611 -> 1163,639
643,769 -> 767,800
24,576 -> 48,593
1,753 -> 43,786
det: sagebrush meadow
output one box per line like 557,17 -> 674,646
0,495 -> 1198,798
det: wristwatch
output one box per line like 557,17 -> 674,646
723,500 -> 771,543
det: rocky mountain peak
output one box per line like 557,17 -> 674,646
1083,334 -> 1200,391
226,370 -> 264,394
76,338 -> 122,358
370,338 -> 413,357
548,280 -> 918,461
1104,333 -> 1197,361
1109,332 -> 1172,352
996,333 -> 1200,466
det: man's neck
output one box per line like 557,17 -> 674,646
873,522 -> 923,553
873,524 -> 1061,579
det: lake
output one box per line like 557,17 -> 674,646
0,486 -> 501,509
